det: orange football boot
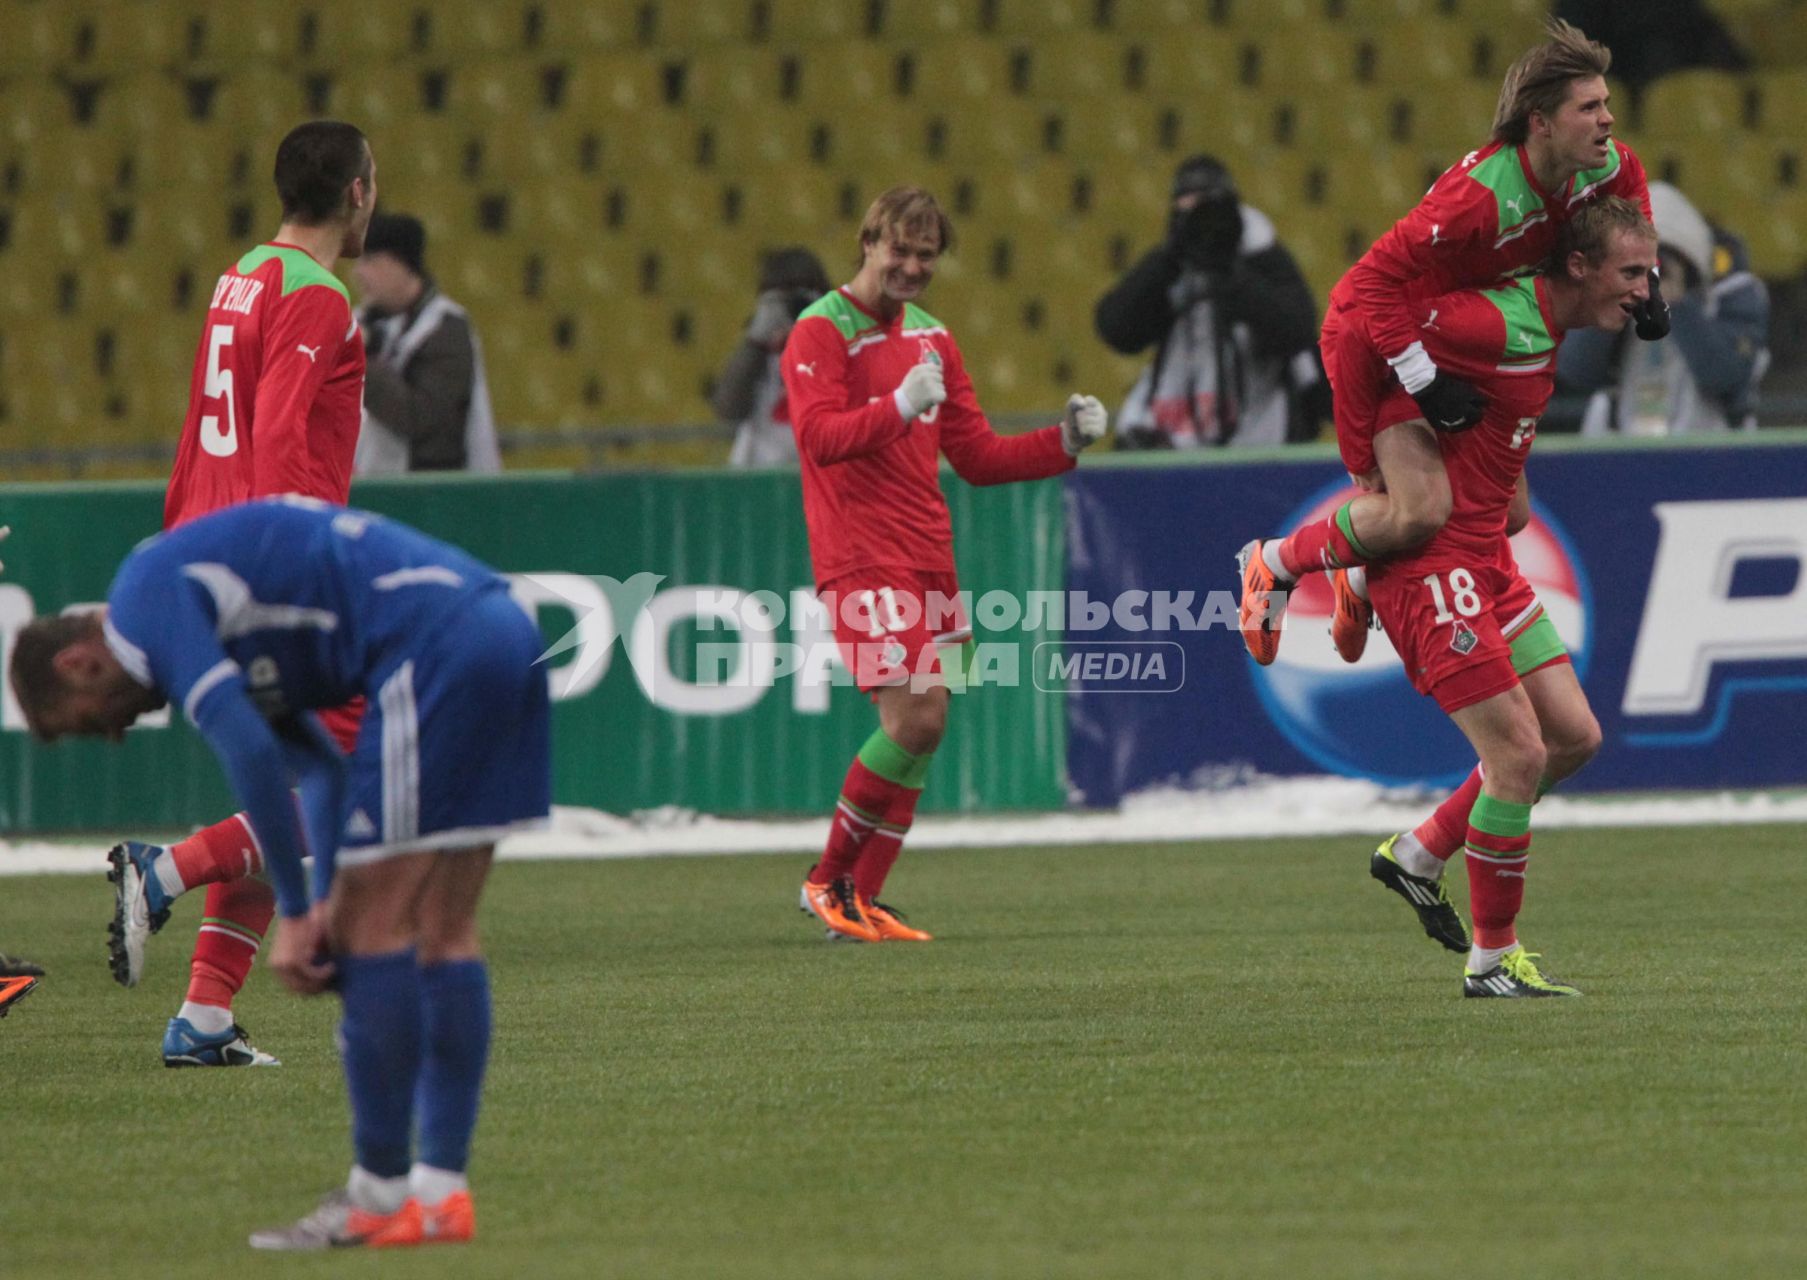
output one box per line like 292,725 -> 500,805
355,1198 -> 426,1248
1236,540 -> 1289,665
858,897 -> 933,942
800,872 -> 881,942
0,974 -> 38,1018
420,1191 -> 476,1244
1329,567 -> 1374,663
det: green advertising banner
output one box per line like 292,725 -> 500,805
0,469 -> 1067,833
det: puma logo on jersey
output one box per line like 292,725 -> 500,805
795,361 -> 817,377
1429,224 -> 1442,245
1504,195 -> 1525,220
1421,309 -> 1440,331
297,343 -> 321,362
1516,331 -> 1535,350
1462,150 -> 1480,168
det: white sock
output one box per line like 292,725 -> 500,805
152,848 -> 187,902
410,1164 -> 469,1206
1261,539 -> 1293,581
1391,832 -> 1444,880
1347,564 -> 1369,601
177,1000 -> 233,1035
348,1165 -> 411,1215
1466,942 -> 1516,975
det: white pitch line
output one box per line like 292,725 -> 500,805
5,782 -> 1806,878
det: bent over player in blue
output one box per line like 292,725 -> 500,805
7,497 -> 550,1250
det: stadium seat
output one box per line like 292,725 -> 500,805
1641,70 -> 1754,141
756,0 -> 865,44
973,0 -> 1088,37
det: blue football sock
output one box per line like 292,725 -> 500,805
336,948 -> 424,1179
416,958 -> 491,1174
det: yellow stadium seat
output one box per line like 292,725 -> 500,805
685,46 -> 782,115
524,0 -> 639,52
790,41 -> 897,113
567,51 -> 670,120
307,0 -> 414,63
1139,31 -> 1240,97
974,0 -> 1088,37
758,0 -> 866,43
897,39 -> 1013,103
1641,70 -> 1755,141
1027,32 -> 1133,102
1104,0 -> 1199,30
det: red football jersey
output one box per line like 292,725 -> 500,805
781,287 -> 1073,585
1379,276 -> 1565,568
164,242 -> 365,529
1333,138 -> 1648,363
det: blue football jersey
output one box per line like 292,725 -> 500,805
104,497 -> 507,727
100,498 -> 523,916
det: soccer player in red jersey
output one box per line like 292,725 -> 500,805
107,121 -> 376,1064
1339,201 -> 1657,995
782,187 -> 1108,941
1239,20 -> 1666,665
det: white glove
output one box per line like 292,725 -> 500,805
1061,394 -> 1108,455
893,361 -> 946,422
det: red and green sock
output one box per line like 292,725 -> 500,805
812,729 -> 932,889
1464,791 -> 1533,954
1274,500 -> 1373,579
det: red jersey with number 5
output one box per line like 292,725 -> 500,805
164,243 -> 365,529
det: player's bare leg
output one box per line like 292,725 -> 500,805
1519,661 -> 1603,794
1446,687 -> 1579,997
1239,421 -> 1452,664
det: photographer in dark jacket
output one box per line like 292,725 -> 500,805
1095,155 -> 1324,447
351,213 -> 500,473
713,247 -> 832,467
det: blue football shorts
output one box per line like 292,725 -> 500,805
336,587 -> 552,867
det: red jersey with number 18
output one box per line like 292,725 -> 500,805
164,243 -> 365,529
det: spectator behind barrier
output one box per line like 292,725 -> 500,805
1558,181 -> 1770,433
713,247 -> 833,467
1094,154 -> 1326,448
352,213 -> 501,473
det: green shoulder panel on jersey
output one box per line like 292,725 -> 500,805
1481,278 -> 1554,371
797,291 -> 879,344
235,244 -> 351,301
1566,139 -> 1625,206
901,302 -> 946,334
1466,147 -> 1546,249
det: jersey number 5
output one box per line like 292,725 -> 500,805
1423,567 -> 1481,623
199,324 -> 239,457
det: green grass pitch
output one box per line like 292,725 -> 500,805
5,823 -> 1805,1278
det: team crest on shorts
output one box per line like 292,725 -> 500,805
881,634 -> 908,667
1449,620 -> 1479,655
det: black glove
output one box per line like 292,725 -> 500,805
1168,194 -> 1243,275
1632,267 -> 1670,341
1411,372 -> 1487,433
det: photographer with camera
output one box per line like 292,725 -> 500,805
713,247 -> 832,467
1094,154 -> 1323,448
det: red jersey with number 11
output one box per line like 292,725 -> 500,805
164,243 -> 365,529
782,287 -> 1074,586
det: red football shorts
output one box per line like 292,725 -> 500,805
1368,557 -> 1560,714
818,566 -> 969,695
1322,300 -> 1412,477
